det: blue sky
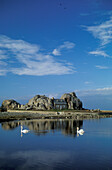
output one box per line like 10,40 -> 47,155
0,0 -> 112,109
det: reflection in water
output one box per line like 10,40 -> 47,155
1,118 -> 112,169
1,119 -> 83,138
77,127 -> 85,137
1,121 -> 19,130
21,125 -> 30,137
0,150 -> 72,170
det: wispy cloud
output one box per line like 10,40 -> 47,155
86,16 -> 112,46
88,49 -> 109,57
80,10 -> 112,18
95,65 -> 109,69
0,69 -> 7,76
76,87 -> 112,96
85,16 -> 112,62
52,41 -> 75,56
80,13 -> 90,16
0,35 -> 76,76
0,50 -> 7,59
75,87 -> 112,110
0,61 -> 7,66
84,81 -> 92,85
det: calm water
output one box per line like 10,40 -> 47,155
0,118 -> 112,169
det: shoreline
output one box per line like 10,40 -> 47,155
0,109 -> 112,121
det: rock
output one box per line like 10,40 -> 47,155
1,92 -> 83,111
27,95 -> 54,110
26,92 -> 82,110
94,109 -> 100,112
0,106 -> 7,112
60,92 -> 82,110
2,100 -> 21,110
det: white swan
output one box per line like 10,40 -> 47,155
21,125 -> 30,137
77,127 -> 84,135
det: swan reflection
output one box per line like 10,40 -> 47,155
21,125 -> 30,137
1,119 -> 84,138
77,127 -> 85,137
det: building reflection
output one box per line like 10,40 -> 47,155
1,119 -> 83,137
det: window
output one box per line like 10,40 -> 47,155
56,105 -> 59,108
60,105 -> 62,109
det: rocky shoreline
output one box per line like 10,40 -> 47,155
1,92 -> 112,121
0,110 -> 112,121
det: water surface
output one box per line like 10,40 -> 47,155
0,118 -> 112,169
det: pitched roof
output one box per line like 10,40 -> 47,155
54,99 -> 67,105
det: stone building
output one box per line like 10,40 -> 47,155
53,99 -> 67,110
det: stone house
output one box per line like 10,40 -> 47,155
53,99 -> 67,110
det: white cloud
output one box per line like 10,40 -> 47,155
84,81 -> 92,84
86,17 -> 112,46
74,87 -> 112,110
85,17 -> 112,59
95,65 -> 109,69
60,41 -> 75,49
88,50 -> 109,57
95,87 -> 112,92
0,35 -> 75,76
52,41 -> 75,56
52,49 -> 61,56
0,35 -> 40,53
48,93 -> 62,99
0,69 -> 7,75
76,87 -> 112,96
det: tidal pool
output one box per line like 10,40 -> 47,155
0,118 -> 112,169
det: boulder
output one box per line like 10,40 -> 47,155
2,99 -> 21,110
61,92 -> 82,110
0,106 -> 7,112
27,95 -> 54,110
